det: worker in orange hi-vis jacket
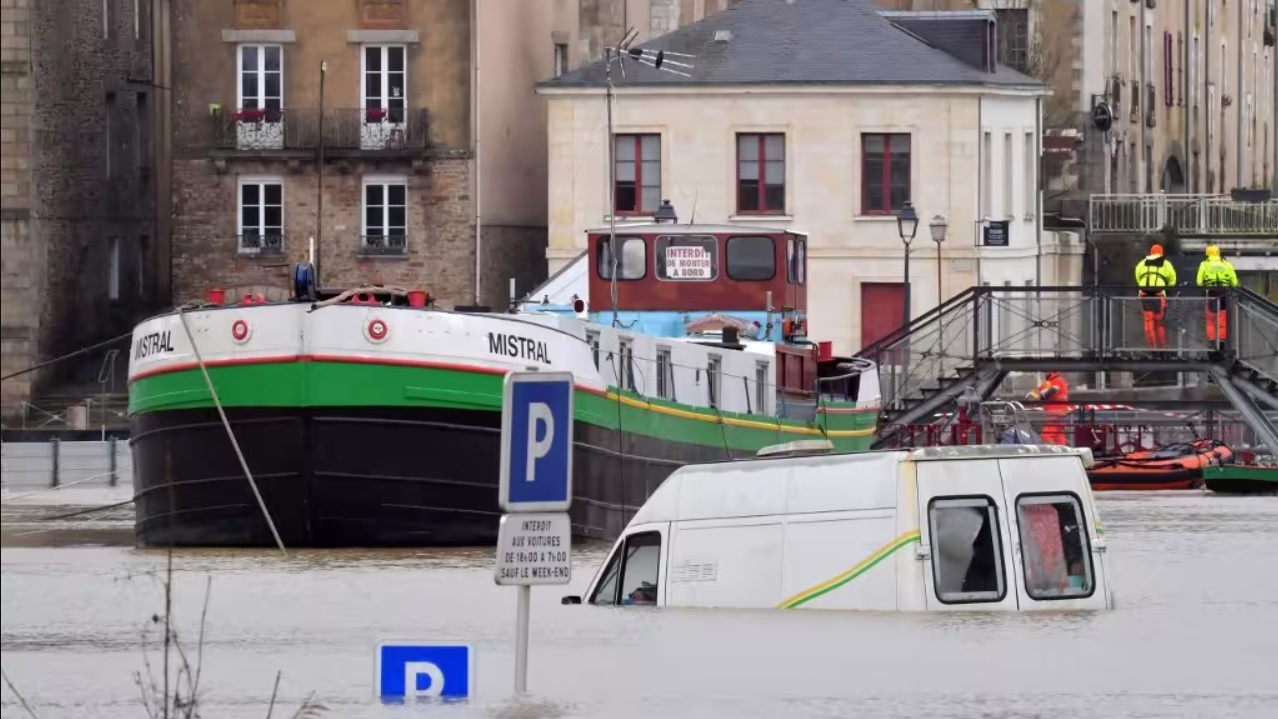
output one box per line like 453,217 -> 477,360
1026,371 -> 1070,446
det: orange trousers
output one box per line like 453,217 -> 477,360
1205,292 -> 1228,341
1140,293 -> 1167,348
1039,406 -> 1070,445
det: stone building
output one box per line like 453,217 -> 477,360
1,0 -> 157,418
169,0 -> 548,311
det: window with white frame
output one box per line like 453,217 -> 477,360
361,178 -> 407,255
656,347 -> 673,400
585,330 -> 601,369
618,338 -> 636,391
237,179 -> 284,255
362,45 -> 406,122
754,362 -> 769,414
236,44 -> 283,150
238,45 -> 283,117
706,355 -> 722,408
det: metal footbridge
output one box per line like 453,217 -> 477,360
857,286 -> 1278,451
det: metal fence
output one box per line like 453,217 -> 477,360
1088,193 -> 1278,235
0,440 -> 132,491
861,286 -> 1278,414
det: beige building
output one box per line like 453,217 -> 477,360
537,0 -> 1087,354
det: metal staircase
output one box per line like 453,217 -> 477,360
856,286 -> 1278,451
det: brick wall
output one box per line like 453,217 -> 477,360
172,155 -> 479,308
480,224 -> 548,310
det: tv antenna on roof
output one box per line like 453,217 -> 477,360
602,28 -> 697,327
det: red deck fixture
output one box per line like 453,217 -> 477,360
407,290 -> 428,308
206,288 -> 225,305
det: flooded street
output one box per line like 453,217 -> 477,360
3,491 -> 1277,718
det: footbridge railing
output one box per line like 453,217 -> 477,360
857,286 -> 1278,426
1089,193 -> 1278,236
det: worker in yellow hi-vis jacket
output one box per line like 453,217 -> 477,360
1195,244 -> 1239,344
1134,244 -> 1177,349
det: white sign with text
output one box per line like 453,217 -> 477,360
664,246 -> 713,279
494,512 -> 573,586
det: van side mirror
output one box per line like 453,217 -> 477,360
561,595 -> 582,605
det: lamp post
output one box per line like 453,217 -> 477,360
930,214 -> 948,358
930,214 -> 948,307
897,201 -> 919,330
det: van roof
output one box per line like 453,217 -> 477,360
628,445 -> 1094,526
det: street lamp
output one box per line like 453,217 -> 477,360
897,201 -> 919,329
930,214 -> 949,357
930,214 -> 948,307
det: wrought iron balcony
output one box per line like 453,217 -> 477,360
236,233 -> 285,257
359,234 -> 407,257
211,107 -> 430,154
1089,193 -> 1278,236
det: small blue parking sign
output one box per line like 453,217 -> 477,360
499,371 -> 574,513
376,641 -> 475,701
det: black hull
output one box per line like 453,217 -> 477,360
1086,468 -> 1202,491
131,406 -> 752,548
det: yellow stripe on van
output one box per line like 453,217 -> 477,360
777,530 -> 922,609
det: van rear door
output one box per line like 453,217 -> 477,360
916,459 -> 1019,611
997,456 -> 1108,611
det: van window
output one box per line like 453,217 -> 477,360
927,496 -> 1007,604
1015,493 -> 1095,600
588,531 -> 661,606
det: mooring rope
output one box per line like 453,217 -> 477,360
176,305 -> 289,558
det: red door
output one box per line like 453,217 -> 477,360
860,282 -> 905,353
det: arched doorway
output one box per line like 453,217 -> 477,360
1160,156 -> 1186,194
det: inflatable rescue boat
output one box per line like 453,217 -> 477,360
1086,439 -> 1233,491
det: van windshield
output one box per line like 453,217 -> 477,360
1016,493 -> 1094,599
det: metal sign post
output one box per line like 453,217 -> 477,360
497,370 -> 574,696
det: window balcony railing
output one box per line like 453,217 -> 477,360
236,233 -> 285,256
359,234 -> 408,257
211,107 -> 430,154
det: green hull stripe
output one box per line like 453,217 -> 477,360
130,361 -> 877,453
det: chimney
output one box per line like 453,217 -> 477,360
986,16 -> 997,73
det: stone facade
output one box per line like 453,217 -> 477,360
1,0 -> 156,418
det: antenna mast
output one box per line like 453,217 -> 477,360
600,29 -> 696,328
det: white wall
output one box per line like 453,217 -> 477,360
542,87 -> 1060,353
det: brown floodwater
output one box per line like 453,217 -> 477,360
2,491 -> 1277,718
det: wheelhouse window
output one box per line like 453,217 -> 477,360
596,236 -> 647,280
654,234 -> 717,281
656,347 -> 673,400
861,133 -> 911,214
237,179 -> 283,255
726,236 -> 776,281
618,338 -> 636,391
706,355 -> 722,408
1016,493 -> 1095,600
754,361 -> 769,414
928,496 -> 1007,604
361,178 -> 407,256
614,134 -> 661,215
736,133 -> 785,213
585,330 -> 601,369
588,531 -> 662,606
786,236 -> 806,285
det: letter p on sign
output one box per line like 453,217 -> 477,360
499,371 -> 574,513
525,402 -> 553,482
404,661 -> 445,698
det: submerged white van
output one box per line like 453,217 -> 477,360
564,444 -> 1113,612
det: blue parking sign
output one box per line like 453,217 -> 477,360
499,371 -> 574,513
376,642 -> 475,701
